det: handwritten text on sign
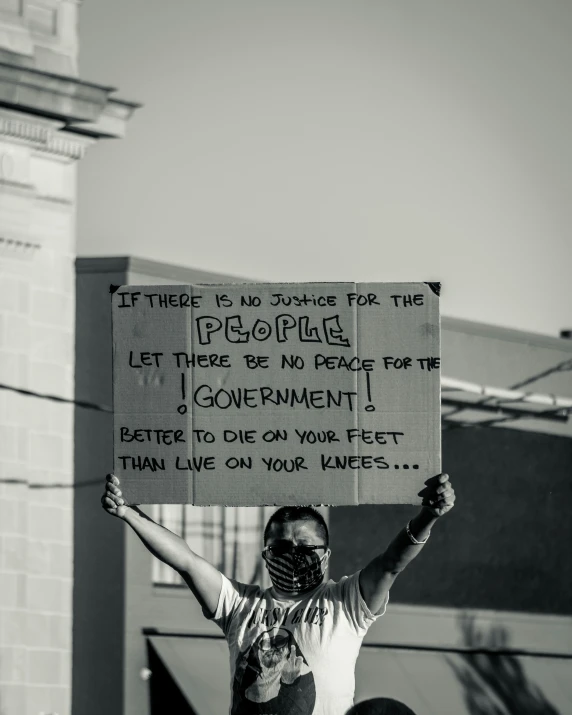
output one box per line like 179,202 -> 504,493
112,283 -> 441,506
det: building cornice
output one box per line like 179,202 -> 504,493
0,60 -> 140,139
0,110 -> 92,160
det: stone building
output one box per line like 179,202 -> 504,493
0,3 -> 137,714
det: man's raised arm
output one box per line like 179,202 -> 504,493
101,473 -> 222,617
359,473 -> 456,615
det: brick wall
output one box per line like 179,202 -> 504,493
0,121 -> 87,715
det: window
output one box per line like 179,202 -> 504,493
151,505 -> 275,588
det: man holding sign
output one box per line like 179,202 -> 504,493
101,472 -> 455,714
107,280 -> 448,712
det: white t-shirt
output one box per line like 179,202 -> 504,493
211,571 -> 388,715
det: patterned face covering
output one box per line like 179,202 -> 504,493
262,545 -> 329,595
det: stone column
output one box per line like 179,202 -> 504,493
0,6 -> 139,711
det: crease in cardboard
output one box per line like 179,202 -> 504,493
353,281 -> 360,507
190,285 -> 198,504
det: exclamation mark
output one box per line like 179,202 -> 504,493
365,372 -> 375,412
178,372 -> 188,414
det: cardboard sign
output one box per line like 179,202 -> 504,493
112,282 -> 441,506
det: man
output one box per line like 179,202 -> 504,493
102,472 -> 455,714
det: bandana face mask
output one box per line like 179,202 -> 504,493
262,545 -> 330,595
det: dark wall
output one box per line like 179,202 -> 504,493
329,428 -> 572,615
73,270 -> 127,715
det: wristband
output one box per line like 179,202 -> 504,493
405,520 -> 430,545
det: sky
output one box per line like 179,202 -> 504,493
77,1 -> 572,337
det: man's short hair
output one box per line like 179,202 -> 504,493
264,506 -> 329,546
347,698 -> 417,715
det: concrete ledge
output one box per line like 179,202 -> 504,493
364,602 -> 572,657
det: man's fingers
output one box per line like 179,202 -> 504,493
422,497 -> 453,506
105,486 -> 122,500
436,484 -> 452,495
438,487 -> 454,499
418,479 -> 453,500
102,493 -> 123,507
418,485 -> 444,499
106,473 -> 119,486
423,472 -> 449,487
422,489 -> 456,508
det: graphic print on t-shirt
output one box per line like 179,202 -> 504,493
231,627 -> 316,715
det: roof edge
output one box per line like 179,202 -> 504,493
442,316 -> 572,352
75,255 -> 250,284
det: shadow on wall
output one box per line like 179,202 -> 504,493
448,615 -> 560,715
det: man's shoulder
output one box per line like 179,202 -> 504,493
222,573 -> 265,600
319,571 -> 362,600
210,575 -> 264,625
325,571 -> 361,588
